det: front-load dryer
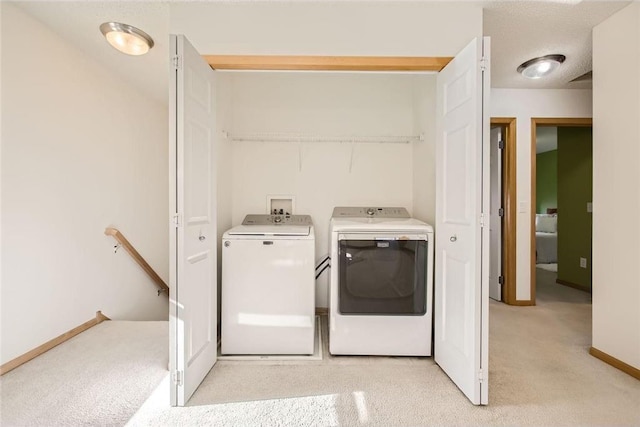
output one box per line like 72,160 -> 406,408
222,214 -> 315,355
329,207 -> 434,356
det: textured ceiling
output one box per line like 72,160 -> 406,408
12,0 -> 633,104
484,0 -> 631,89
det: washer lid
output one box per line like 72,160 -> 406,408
242,214 -> 313,226
227,225 -> 311,236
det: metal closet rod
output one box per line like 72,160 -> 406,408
222,131 -> 424,144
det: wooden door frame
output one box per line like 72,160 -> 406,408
490,118 -> 517,305
530,118 -> 593,304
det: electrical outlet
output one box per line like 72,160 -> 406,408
587,202 -> 593,213
580,257 -> 587,269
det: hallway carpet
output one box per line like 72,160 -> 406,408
2,271 -> 639,426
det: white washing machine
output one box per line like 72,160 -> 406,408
329,207 -> 434,356
222,214 -> 315,355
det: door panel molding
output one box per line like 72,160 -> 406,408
435,36 -> 488,406
170,34 -> 218,407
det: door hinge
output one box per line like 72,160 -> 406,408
172,55 -> 182,71
173,370 -> 184,386
498,140 -> 505,150
172,213 -> 182,227
478,369 -> 485,383
480,213 -> 486,228
498,207 -> 504,217
498,275 -> 504,285
480,56 -> 488,72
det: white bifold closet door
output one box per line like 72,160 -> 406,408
434,37 -> 490,406
169,34 -> 218,407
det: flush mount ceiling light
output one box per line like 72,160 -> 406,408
100,22 -> 154,56
517,54 -> 566,79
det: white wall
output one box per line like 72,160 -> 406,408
169,2 -> 482,57
412,75 -> 438,226
592,2 -> 640,370
215,72 -> 235,324
490,89 -> 592,301
224,72 -> 429,307
1,4 -> 169,364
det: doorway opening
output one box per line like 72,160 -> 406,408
531,118 -> 593,303
490,118 -> 517,305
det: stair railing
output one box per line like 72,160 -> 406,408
105,227 -> 169,296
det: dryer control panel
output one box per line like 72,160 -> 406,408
242,214 -> 313,226
332,207 -> 410,218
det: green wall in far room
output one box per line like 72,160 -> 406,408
536,150 -> 558,213
557,127 -> 593,290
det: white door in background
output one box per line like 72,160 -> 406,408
489,126 -> 502,301
169,34 -> 217,407
434,37 -> 490,405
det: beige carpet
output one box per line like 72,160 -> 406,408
0,321 -> 169,426
3,271 -> 640,426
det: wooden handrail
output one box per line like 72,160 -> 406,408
0,311 -> 110,375
105,227 -> 169,296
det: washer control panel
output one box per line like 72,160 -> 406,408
242,214 -> 313,226
332,207 -> 411,218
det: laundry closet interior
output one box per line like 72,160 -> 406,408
170,17 -> 488,406
213,69 -> 438,307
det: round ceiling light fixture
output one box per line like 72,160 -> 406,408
517,54 -> 566,79
100,22 -> 154,56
